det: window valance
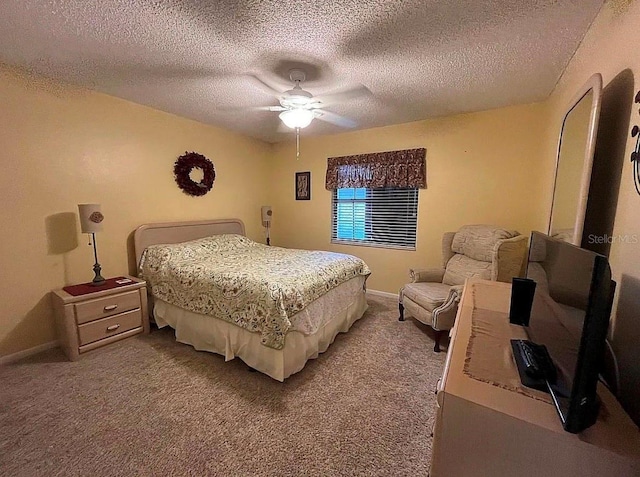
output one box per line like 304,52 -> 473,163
325,148 -> 426,190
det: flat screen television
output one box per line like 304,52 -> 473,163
524,231 -> 615,433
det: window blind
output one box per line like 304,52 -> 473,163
331,187 -> 418,250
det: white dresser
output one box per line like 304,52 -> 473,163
430,279 -> 640,476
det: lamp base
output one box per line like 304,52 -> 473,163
90,263 -> 106,286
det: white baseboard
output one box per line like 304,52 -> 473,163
366,289 -> 399,300
0,340 -> 59,365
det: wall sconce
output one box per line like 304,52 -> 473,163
631,90 -> 640,196
78,203 -> 106,285
261,206 -> 272,246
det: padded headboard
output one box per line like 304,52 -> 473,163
133,218 -> 245,268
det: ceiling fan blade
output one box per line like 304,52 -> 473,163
314,84 -> 372,106
315,110 -> 358,129
249,105 -> 286,112
247,74 -> 284,98
218,105 -> 285,113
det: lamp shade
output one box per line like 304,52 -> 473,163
279,109 -> 314,129
78,203 -> 104,234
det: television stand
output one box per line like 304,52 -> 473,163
430,279 -> 640,477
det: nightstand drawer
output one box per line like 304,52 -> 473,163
77,309 -> 142,346
75,290 -> 140,324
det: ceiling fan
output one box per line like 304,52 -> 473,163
252,68 -> 367,131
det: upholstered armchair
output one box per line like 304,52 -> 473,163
399,225 -> 528,351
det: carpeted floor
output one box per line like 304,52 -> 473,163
0,295 -> 447,477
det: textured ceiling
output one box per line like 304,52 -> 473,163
0,0 -> 604,143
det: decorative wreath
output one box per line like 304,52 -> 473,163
173,151 -> 216,197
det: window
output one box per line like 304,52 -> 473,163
331,187 -> 418,249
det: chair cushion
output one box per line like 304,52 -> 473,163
403,282 -> 452,312
451,225 -> 519,262
443,254 -> 492,286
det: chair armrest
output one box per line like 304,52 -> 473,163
409,268 -> 445,283
432,285 -> 465,331
437,285 -> 464,312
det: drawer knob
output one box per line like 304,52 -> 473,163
106,324 -> 120,332
104,304 -> 118,311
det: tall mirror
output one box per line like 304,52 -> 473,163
549,73 -> 602,245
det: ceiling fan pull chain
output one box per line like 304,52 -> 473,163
296,127 -> 300,160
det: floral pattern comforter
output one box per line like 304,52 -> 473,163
139,234 -> 371,349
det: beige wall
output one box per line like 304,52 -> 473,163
540,0 -> 640,424
0,66 -> 270,357
268,103 -> 549,294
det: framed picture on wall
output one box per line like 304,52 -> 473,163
296,171 -> 311,200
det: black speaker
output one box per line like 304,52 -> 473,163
509,277 -> 537,326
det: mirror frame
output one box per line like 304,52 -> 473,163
548,73 -> 603,246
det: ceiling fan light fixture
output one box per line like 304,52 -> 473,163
279,109 -> 314,129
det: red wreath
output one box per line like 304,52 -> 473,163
174,151 -> 216,196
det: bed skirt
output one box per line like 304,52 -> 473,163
152,277 -> 368,381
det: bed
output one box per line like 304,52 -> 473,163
133,219 -> 371,381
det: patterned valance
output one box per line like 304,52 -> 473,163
325,148 -> 426,190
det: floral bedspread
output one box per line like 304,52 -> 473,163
139,234 -> 371,349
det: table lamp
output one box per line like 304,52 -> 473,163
78,203 -> 105,285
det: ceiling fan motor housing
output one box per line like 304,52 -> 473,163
281,91 -> 314,108
281,71 -> 315,108
289,68 -> 306,83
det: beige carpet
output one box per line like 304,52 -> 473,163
0,295 -> 447,477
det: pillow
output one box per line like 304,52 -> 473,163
139,234 -> 256,273
195,234 -> 257,253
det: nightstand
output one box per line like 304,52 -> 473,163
52,275 -> 149,361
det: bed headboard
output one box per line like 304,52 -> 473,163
133,218 -> 245,267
